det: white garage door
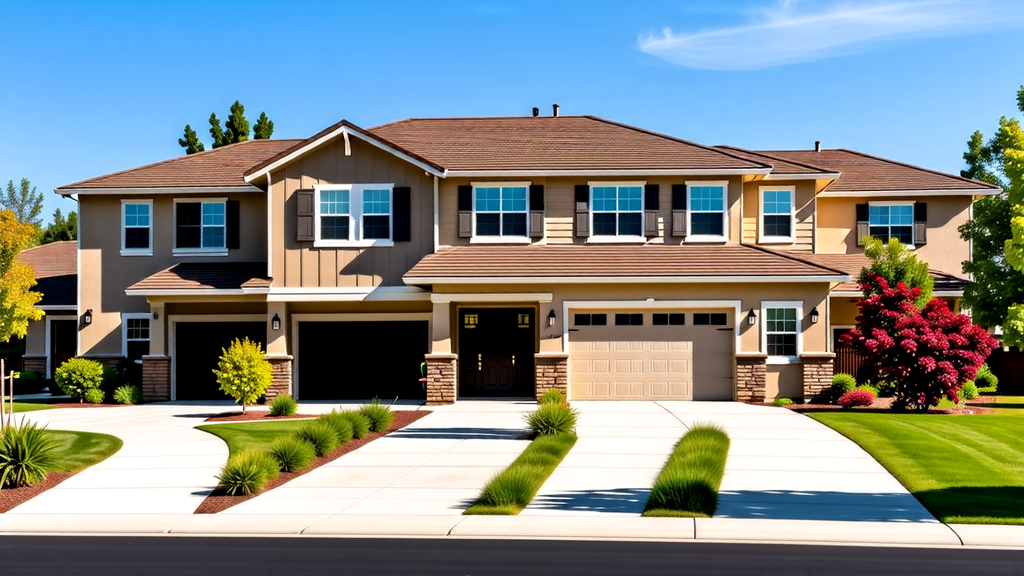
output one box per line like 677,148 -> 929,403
569,310 -> 734,401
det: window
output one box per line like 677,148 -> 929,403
592,185 -> 643,237
615,313 -> 643,326
574,313 -> 607,326
175,200 -> 226,251
760,187 -> 795,242
517,313 -> 531,328
869,203 -> 913,244
687,182 -> 728,241
122,315 -> 150,361
314,184 -> 394,246
693,313 -> 727,326
474,185 -> 528,237
121,200 -> 152,255
463,313 -> 478,328
765,308 -> 798,357
653,313 -> 685,325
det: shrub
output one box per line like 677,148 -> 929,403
54,358 -> 106,403
15,371 -> 40,383
875,380 -> 898,398
772,398 -> 794,407
837,389 -> 876,409
539,389 -> 566,405
975,364 -> 998,392
295,420 -> 340,456
268,436 -> 316,472
644,424 -> 730,517
830,373 -> 857,402
113,385 -> 143,405
317,411 -> 354,445
0,419 -> 58,488
217,450 -> 280,496
359,400 -> 394,432
525,403 -> 578,437
268,394 -> 297,417
13,371 -> 42,393
211,337 -> 273,413
335,410 -> 371,439
961,380 -> 979,400
855,384 -> 880,397
83,388 -> 106,404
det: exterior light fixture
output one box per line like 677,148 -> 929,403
547,309 -> 556,327
747,309 -> 757,326
810,307 -> 820,324
82,309 -> 93,326
271,313 -> 281,331
152,310 -> 159,320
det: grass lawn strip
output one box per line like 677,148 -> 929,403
464,433 -> 576,515
11,402 -> 55,413
643,424 -> 730,518
808,396 -> 1024,525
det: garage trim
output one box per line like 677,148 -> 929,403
167,314 -> 265,401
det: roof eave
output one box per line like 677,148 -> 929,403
403,274 -> 851,285
816,188 -> 1000,197
124,287 -> 270,296
54,185 -> 263,195
444,168 -> 773,178
763,172 -> 842,181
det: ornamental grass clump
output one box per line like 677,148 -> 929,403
837,389 -> 876,409
0,419 -> 58,488
644,424 -> 730,518
316,412 -> 354,445
113,385 -> 143,405
268,394 -> 298,417
54,358 -> 105,403
336,410 -> 371,439
295,420 -> 340,456
526,403 -> 578,437
217,450 -> 280,496
539,389 -> 566,406
268,436 -> 316,473
465,433 -> 577,515
211,337 -> 273,414
359,400 -> 394,432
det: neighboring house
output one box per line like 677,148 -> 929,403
53,112 -> 999,404
17,241 -> 78,379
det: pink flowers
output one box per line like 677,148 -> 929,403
838,390 -> 876,409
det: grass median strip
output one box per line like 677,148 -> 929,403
643,424 -> 730,518
464,432 -> 577,515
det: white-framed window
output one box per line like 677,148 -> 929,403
121,200 -> 153,256
590,182 -> 643,239
869,201 -> 914,245
174,198 -> 227,254
761,301 -> 802,363
758,186 -> 795,243
472,182 -> 529,239
314,184 -> 394,247
121,313 -> 151,361
686,181 -> 728,242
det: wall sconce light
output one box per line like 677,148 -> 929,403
82,309 -> 93,326
271,313 -> 281,331
810,307 -> 820,324
152,310 -> 159,320
547,309 -> 556,327
747,309 -> 757,326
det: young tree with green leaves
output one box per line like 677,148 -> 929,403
253,111 -> 274,139
224,100 -> 250,144
178,124 -> 205,155
859,236 -> 934,309
0,210 -> 44,343
1,178 -> 44,229
37,209 -> 77,244
182,102 -> 274,152
208,113 -> 226,148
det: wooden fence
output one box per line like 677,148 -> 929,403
835,344 -> 872,382
985,348 -> 1024,395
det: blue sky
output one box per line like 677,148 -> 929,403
2,0 -> 1023,222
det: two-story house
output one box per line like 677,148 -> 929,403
54,111 -> 998,405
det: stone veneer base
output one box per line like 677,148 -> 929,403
424,354 -> 457,405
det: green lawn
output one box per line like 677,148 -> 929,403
11,402 -> 56,413
808,396 -> 1024,525
48,430 -> 123,473
196,421 -> 310,457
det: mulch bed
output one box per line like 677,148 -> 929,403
0,472 -> 73,513
194,410 -> 430,515
204,411 -> 319,423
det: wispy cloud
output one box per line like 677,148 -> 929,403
638,1 -> 1024,71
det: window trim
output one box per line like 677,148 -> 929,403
469,181 -> 531,241
685,180 -> 729,243
313,183 -> 395,248
758,185 -> 796,244
587,180 -> 646,242
760,300 -> 803,364
121,312 -> 151,359
867,200 -> 915,247
172,197 -> 229,256
121,199 -> 154,256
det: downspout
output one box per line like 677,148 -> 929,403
267,173 -> 273,279
433,176 -> 440,253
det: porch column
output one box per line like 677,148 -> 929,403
534,353 -> 568,400
735,353 -> 767,403
265,302 -> 292,400
141,355 -> 170,402
150,304 -> 166,355
801,353 -> 835,402
425,299 -> 456,404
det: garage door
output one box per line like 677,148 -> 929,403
297,321 -> 428,400
175,322 -> 266,401
569,310 -> 734,401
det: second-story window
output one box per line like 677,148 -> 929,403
592,185 -> 642,237
869,203 -> 913,244
175,200 -> 226,251
687,182 -> 728,241
474,185 -> 527,237
760,187 -> 795,242
314,184 -> 394,246
121,200 -> 152,255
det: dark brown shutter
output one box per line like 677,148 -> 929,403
458,185 -> 472,238
855,203 -> 869,246
393,186 -> 411,241
574,184 -> 590,238
914,202 -> 927,246
671,184 -> 687,237
296,189 -> 314,242
226,200 -> 240,249
529,184 -> 544,239
644,184 -> 659,236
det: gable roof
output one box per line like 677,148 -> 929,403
17,241 -> 77,307
713,146 -> 839,177
56,139 -> 301,193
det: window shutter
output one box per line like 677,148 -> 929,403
644,184 -> 660,236
855,203 -> 869,246
914,202 -> 927,246
671,184 -> 687,237
296,189 -> 314,242
393,186 -> 411,241
574,184 -> 590,238
458,185 -> 472,238
226,200 -> 240,249
529,184 -> 544,239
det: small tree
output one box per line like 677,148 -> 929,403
54,358 -> 105,403
253,111 -> 274,139
1,178 -> 44,229
212,337 -> 273,413
209,113 -> 226,148
841,274 -> 998,411
37,209 -> 77,244
178,124 -> 206,155
224,100 -> 250,144
0,210 -> 44,343
860,236 -> 934,309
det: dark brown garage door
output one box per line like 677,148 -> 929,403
175,322 -> 266,401
297,321 -> 428,400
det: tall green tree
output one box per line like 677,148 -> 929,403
998,87 -> 1024,347
186,102 -> 273,151
0,178 -> 43,229
224,100 -> 250,144
37,209 -> 77,244
859,236 -> 934,309
178,124 -> 205,155
0,210 -> 43,343
253,111 -> 274,139
208,113 -> 226,148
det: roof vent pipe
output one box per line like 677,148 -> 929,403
553,104 -> 560,117
532,107 -> 539,117
814,140 -> 821,152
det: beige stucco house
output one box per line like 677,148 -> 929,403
52,111 -> 999,404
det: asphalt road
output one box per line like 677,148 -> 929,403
1,536 -> 1021,575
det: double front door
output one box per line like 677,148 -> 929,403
458,307 -> 535,397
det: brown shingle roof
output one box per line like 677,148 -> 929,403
126,263 -> 271,293
57,139 -> 301,191
404,245 -> 847,284
713,146 -> 836,175
755,149 -> 998,193
789,252 -> 969,293
17,241 -> 77,308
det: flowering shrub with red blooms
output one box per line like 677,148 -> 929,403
840,274 -> 999,412
837,390 -> 876,409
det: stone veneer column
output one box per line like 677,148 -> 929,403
424,353 -> 458,405
801,353 -> 835,403
534,354 -> 568,400
265,355 -> 293,401
735,354 -> 767,403
141,355 -> 171,402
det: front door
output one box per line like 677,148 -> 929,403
458,307 -> 535,397
49,319 -> 77,378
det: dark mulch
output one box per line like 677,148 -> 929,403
0,472 -> 73,513
194,410 -> 430,515
204,411 -> 319,423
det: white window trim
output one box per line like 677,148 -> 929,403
588,181 -> 646,242
761,300 -> 803,364
867,200 -> 916,247
313,183 -> 395,248
172,197 -> 229,256
685,180 -> 729,243
758,186 -> 796,244
470,181 -> 532,241
121,313 -> 151,358
121,199 -> 154,256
